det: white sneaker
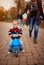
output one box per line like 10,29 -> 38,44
22,49 -> 25,52
7,52 -> 10,54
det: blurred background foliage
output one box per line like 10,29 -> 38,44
0,0 -> 44,22
0,0 -> 27,21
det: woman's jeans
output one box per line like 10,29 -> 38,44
29,17 -> 39,40
18,19 -> 22,28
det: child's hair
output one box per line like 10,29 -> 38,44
31,0 -> 37,2
13,20 -> 18,25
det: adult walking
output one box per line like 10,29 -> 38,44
26,0 -> 41,43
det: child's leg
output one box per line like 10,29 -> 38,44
8,39 -> 13,52
19,39 -> 25,52
29,18 -> 34,37
34,22 -> 38,43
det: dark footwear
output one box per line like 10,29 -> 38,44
34,39 -> 37,44
29,32 -> 32,37
8,49 -> 12,53
15,54 -> 18,57
20,47 -> 23,51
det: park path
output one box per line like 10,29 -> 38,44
0,22 -> 44,65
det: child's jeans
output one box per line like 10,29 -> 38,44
8,39 -> 12,52
29,17 -> 39,40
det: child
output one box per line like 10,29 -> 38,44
7,20 -> 25,54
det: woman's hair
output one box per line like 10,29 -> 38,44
31,0 -> 36,2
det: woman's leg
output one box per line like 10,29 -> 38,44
29,18 -> 34,37
18,19 -> 22,28
34,21 -> 39,43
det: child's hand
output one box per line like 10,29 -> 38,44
18,34 -> 22,37
9,35 -> 13,39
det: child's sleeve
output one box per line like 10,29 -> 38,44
19,29 -> 23,35
8,29 -> 12,35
